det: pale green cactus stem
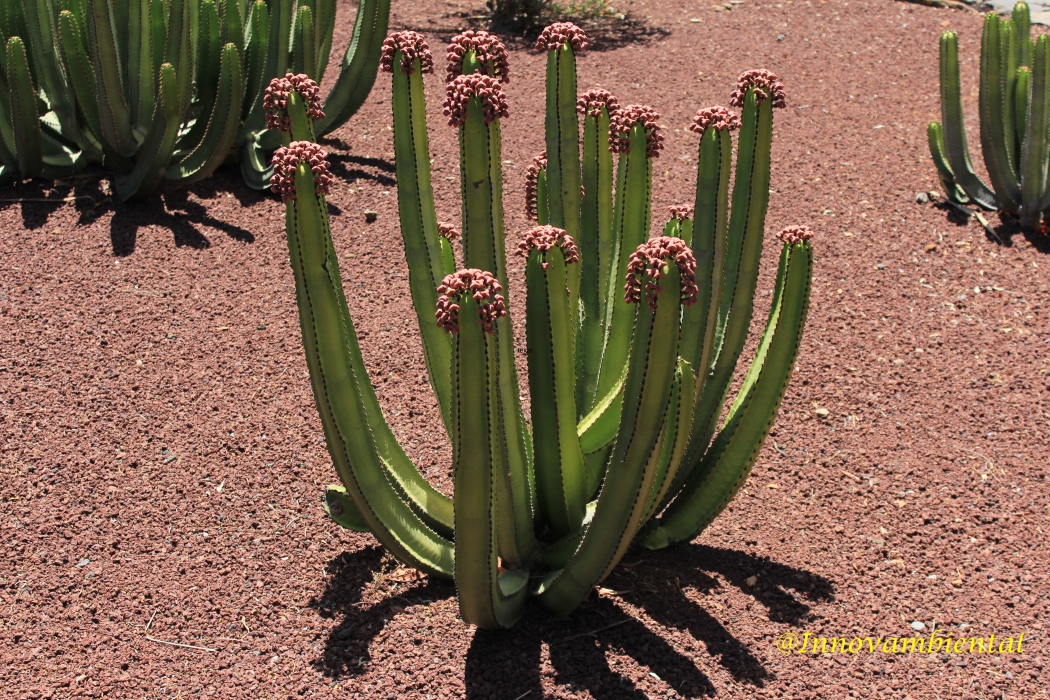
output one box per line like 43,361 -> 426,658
444,71 -> 536,568
381,32 -> 452,435
575,89 -> 618,418
524,151 -> 550,225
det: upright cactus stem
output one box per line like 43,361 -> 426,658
929,1 -> 1050,230
280,26 -> 813,629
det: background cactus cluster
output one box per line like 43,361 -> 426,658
0,0 -> 389,199
272,24 -> 814,628
929,1 -> 1050,231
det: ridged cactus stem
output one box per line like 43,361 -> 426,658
522,227 -> 586,538
280,139 -> 455,578
645,235 -> 813,549
979,16 -> 1022,209
88,0 -> 136,157
1020,35 -> 1050,230
1001,17 -> 1019,181
538,242 -> 690,617
114,62 -> 181,201
542,43 -> 582,268
6,37 -> 43,179
315,0 -> 389,135
385,36 -> 453,433
293,5 -> 316,79
1015,66 -> 1031,164
450,76 -> 536,567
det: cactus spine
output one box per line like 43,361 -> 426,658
283,27 -> 813,629
929,1 -> 1050,230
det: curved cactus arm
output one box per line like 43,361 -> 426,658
928,122 -> 971,204
240,131 -> 273,189
167,42 -> 244,183
979,15 -> 1021,209
314,0 -> 390,136
593,126 -> 652,405
450,292 -> 529,629
87,0 -> 136,157
1020,35 -> 1050,230
576,104 -> 614,416
292,5 -> 316,79
576,365 -> 625,454
115,62 -> 181,201
537,264 -> 683,617
389,50 -> 452,434
57,11 -> 107,150
323,484 -> 371,532
643,241 -> 812,550
40,128 -> 88,178
240,1 -> 269,125
681,88 -> 772,481
238,0 -> 291,137
6,37 -> 43,179
938,31 -> 998,210
639,358 -> 694,527
313,0 -> 335,80
525,237 -> 587,538
281,143 -> 455,578
173,0 -> 221,156
454,87 -> 536,567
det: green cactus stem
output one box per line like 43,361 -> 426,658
6,37 -> 42,179
644,226 -> 813,549
519,226 -> 586,538
524,150 -> 549,225
437,222 -> 459,276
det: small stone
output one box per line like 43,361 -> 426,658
364,210 -> 378,223
875,263 -> 885,270
814,407 -> 830,417
745,575 -> 757,587
776,34 -> 785,41
76,558 -> 90,568
915,192 -> 929,204
911,620 -> 926,631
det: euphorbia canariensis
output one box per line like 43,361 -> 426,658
278,26 -> 815,628
0,0 -> 390,198
928,1 -> 1050,230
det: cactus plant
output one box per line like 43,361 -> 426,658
929,1 -> 1050,231
0,0 -> 388,198
276,27 -> 814,628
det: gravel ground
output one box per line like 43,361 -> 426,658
1,0 -> 1048,697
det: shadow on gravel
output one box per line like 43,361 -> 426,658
986,212 -> 1050,252
309,546 -> 456,680
323,152 -> 398,188
109,173 -> 261,256
0,177 -> 110,230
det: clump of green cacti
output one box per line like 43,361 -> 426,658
275,25 -> 814,628
929,1 -> 1050,231
0,0 -> 388,199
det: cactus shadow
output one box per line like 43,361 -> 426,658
984,211 -> 1050,252
323,152 -> 397,188
308,545 -> 456,680
108,179 -> 258,257
465,596 -> 717,699
0,177 -> 110,230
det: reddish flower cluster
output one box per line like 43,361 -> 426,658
729,69 -> 787,109
535,22 -> 588,52
689,106 -> 741,134
379,31 -> 434,75
435,269 -> 507,334
668,205 -> 694,221
438,222 -> 460,240
576,88 -> 620,119
524,151 -> 547,220
624,236 -> 699,311
609,104 -> 664,158
270,142 -> 335,202
263,74 -> 325,132
442,74 -> 509,127
775,225 -> 814,245
445,30 -> 510,83
516,225 -> 580,269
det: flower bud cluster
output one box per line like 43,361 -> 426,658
270,142 -> 335,202
263,74 -> 325,132
689,106 -> 741,134
609,104 -> 664,158
576,88 -> 620,119
775,225 -> 814,245
624,236 -> 699,311
535,22 -> 588,52
436,269 -> 507,334
446,30 -> 510,83
668,205 -> 694,221
380,31 -> 435,75
438,222 -> 460,240
729,69 -> 787,109
516,225 -> 580,269
442,74 -> 510,127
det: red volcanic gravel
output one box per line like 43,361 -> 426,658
1,0 -> 1049,698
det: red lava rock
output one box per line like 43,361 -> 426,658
1,1 -> 1048,698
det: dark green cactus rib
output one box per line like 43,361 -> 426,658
979,15 -> 1021,209
543,44 -> 582,253
524,231 -> 586,538
537,264 -> 683,617
115,62 -> 181,201
593,126 -> 652,407
577,99 -> 614,416
88,0 -> 136,157
938,31 -> 999,210
388,47 -> 453,434
1015,66 -> 1031,166
535,165 -> 550,225
293,5 -> 316,79
241,1 -> 269,121
683,88 -> 772,477
314,0 -> 389,135
313,0 -> 335,79
57,11 -> 106,148
224,0 -> 245,53
1020,35 -> 1050,230
282,144 -> 454,579
1014,1 -> 1032,68
644,241 -> 812,549
166,42 -> 243,183
6,37 -> 43,178
927,122 -> 970,204
450,289 -> 530,629
640,359 -> 695,526
173,0 -> 221,154
1000,18 -> 1018,181
127,0 -> 154,133
456,89 -> 536,568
